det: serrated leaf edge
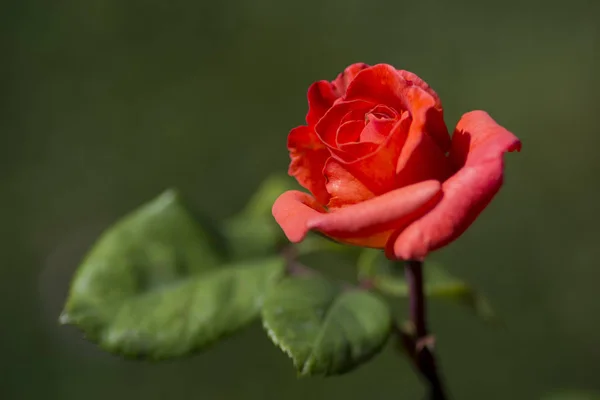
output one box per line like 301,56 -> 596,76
262,286 -> 391,377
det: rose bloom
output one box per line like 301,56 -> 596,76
272,63 -> 521,260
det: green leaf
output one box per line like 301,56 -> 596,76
60,190 -> 286,359
223,214 -> 284,260
97,258 -> 285,358
262,275 -> 392,376
241,174 -> 299,218
358,250 -> 495,323
223,174 -> 298,260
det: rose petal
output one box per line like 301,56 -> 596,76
450,110 -> 522,168
395,86 -> 454,187
397,70 -> 442,112
272,190 -> 327,243
338,142 -> 379,161
336,120 -> 365,145
368,104 -> 399,120
306,81 -> 340,126
396,130 -> 452,187
389,110 -> 521,260
339,113 -> 411,194
324,158 -> 375,209
345,64 -> 406,108
345,64 -> 451,152
316,100 -> 374,149
287,126 -> 331,205
336,114 -> 396,159
272,180 -> 443,248
340,108 -> 368,125
332,63 -> 371,95
305,64 -> 371,126
336,111 -> 394,147
359,113 -> 395,144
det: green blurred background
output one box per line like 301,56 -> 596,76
2,0 -> 600,398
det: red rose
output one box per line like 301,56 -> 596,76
272,63 -> 521,260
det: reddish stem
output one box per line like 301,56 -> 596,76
404,260 -> 448,400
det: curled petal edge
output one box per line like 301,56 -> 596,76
272,180 -> 443,247
389,110 -> 521,261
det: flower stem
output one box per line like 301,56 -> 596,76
405,260 -> 427,337
404,260 -> 448,400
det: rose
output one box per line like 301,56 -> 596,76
272,63 -> 521,260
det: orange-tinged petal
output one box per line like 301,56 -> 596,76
272,180 -> 443,248
344,64 -> 408,110
395,87 -> 453,187
324,159 -> 375,209
450,110 -> 522,168
309,179 -> 442,239
397,70 -> 442,112
272,190 -> 326,243
332,63 -> 370,95
389,111 -> 521,260
287,126 -> 331,205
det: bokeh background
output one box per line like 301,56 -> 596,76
3,0 -> 600,399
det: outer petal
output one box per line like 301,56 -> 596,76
288,126 -> 331,205
272,180 -> 443,248
332,63 -> 370,95
306,81 -> 339,126
305,63 -> 371,126
449,110 -> 522,168
397,70 -> 442,112
272,190 -> 327,243
395,86 -> 454,188
390,111 -> 521,260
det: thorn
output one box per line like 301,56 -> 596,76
416,335 -> 436,353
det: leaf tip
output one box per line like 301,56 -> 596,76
58,311 -> 72,325
159,188 -> 180,203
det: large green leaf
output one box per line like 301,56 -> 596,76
60,190 -> 286,359
262,275 -> 392,376
358,250 -> 495,322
